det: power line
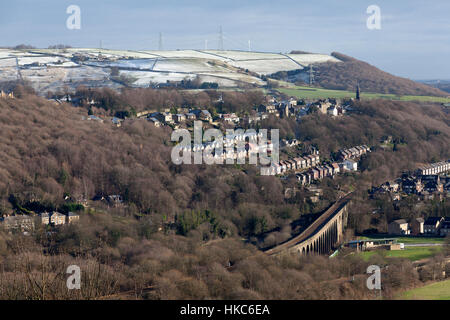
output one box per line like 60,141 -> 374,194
222,33 -> 252,51
158,32 -> 163,50
309,64 -> 315,85
218,26 -> 224,51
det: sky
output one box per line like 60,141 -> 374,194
1,0 -> 449,79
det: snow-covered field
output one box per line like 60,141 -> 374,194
0,58 -> 17,67
153,58 -> 229,73
230,58 -> 302,75
202,50 -> 285,61
18,56 -> 67,66
88,59 -> 157,70
143,50 -> 221,60
287,53 -> 341,66
198,72 -> 265,86
121,70 -> 196,86
0,48 -> 340,93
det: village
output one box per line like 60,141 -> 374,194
2,89 -> 449,242
370,161 -> 450,202
0,89 -> 361,235
366,160 -> 450,240
44,89 -> 353,129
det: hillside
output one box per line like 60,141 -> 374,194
312,52 -> 448,97
0,91 -> 448,299
0,48 -> 339,94
1,48 -> 444,98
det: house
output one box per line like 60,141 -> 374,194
327,106 -> 338,116
278,103 -> 290,118
293,157 -> 305,169
281,160 -> 291,171
111,117 -> 122,127
185,112 -> 196,120
191,109 -> 212,122
201,110 -> 212,122
423,180 -> 444,193
313,100 -> 332,114
316,166 -> 326,179
439,218 -> 450,237
349,148 -> 358,157
0,90 -> 14,99
246,114 -> 261,124
311,168 -> 320,180
402,178 -> 423,194
50,211 -> 66,225
286,160 -> 297,171
331,163 -> 340,174
343,159 -> 357,171
312,154 -> 320,165
257,104 -> 268,113
87,115 -> 104,123
265,96 -> 276,105
273,163 -> 282,174
305,155 -> 314,167
147,117 -> 162,127
355,145 -> 367,155
0,215 -> 35,231
39,212 -> 50,225
421,175 -> 444,193
299,157 -> 308,169
66,212 -> 80,224
402,178 -> 416,194
325,165 -> 334,177
297,173 -> 310,185
174,114 -> 186,123
387,181 -> 400,192
107,195 -> 123,207
424,217 -> 444,235
297,157 -> 308,168
281,139 -> 299,148
223,113 -> 240,124
410,217 -> 424,235
258,104 -> 276,114
388,219 -> 410,235
153,112 -> 173,123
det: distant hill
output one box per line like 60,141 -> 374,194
312,52 -> 448,97
417,80 -> 450,94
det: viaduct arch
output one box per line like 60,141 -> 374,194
265,194 -> 351,257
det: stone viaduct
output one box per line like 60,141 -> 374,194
265,193 -> 351,257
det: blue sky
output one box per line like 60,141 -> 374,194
1,0 -> 449,79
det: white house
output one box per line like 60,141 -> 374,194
343,159 -> 358,171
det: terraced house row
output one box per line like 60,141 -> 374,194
417,160 -> 450,176
339,145 -> 370,160
261,153 -> 320,175
297,163 -> 342,185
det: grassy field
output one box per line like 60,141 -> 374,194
359,246 -> 442,262
278,86 -> 450,103
398,279 -> 450,300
